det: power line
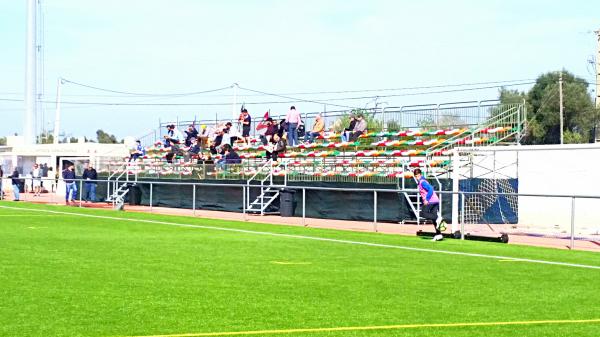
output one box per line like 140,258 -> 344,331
1,78 -> 538,99
237,86 -> 359,109
0,82 -> 535,107
250,78 -> 538,95
61,78 -> 234,97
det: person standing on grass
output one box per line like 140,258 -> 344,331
82,163 -> 97,203
414,168 -> 447,241
31,164 -> 42,197
0,165 -> 3,200
62,164 -> 77,205
9,168 -> 20,201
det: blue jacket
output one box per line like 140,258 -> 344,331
62,170 -> 76,183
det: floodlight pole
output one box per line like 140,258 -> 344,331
24,0 -> 37,145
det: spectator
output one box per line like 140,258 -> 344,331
341,115 -> 357,142
266,134 -> 287,162
198,125 -> 209,149
0,165 -> 3,199
216,144 -> 241,170
165,139 -> 184,163
210,129 -> 224,155
277,119 -> 288,139
163,124 -> 183,147
186,137 -> 202,162
129,140 -> 145,162
305,114 -> 325,143
239,109 -> 252,145
41,163 -> 49,191
10,168 -> 20,201
285,105 -> 301,146
184,124 -> 199,146
348,114 -> 367,142
264,118 -> 279,143
31,164 -> 42,196
82,163 -> 97,203
163,124 -> 174,147
223,122 -> 241,146
62,164 -> 77,205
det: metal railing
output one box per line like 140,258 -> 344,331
2,177 -> 599,251
157,100 -> 512,138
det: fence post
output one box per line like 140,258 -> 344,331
242,185 -> 247,221
460,192 -> 465,240
149,183 -> 153,212
373,190 -> 378,232
79,180 -> 83,207
192,184 -> 196,216
302,188 -> 306,227
570,197 -> 575,250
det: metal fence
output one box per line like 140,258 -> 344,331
157,100 -> 519,139
2,177 -> 598,251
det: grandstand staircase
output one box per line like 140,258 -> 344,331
106,163 -> 138,210
246,160 -> 288,215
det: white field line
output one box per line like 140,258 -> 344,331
1,205 -> 599,270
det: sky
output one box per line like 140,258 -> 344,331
0,0 -> 598,140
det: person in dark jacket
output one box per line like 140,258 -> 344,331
184,125 -> 199,147
277,119 -> 288,139
264,118 -> 279,143
9,169 -> 20,201
216,144 -> 241,170
62,164 -> 77,205
82,163 -> 97,203
0,166 -> 3,200
341,115 -> 357,142
266,134 -> 287,162
8,168 -> 19,201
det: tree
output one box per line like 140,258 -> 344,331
96,129 -> 119,144
500,71 -> 599,144
37,132 -> 54,144
0,137 -> 6,146
417,115 -> 467,129
332,109 -> 383,133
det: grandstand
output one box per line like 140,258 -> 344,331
98,100 -> 526,225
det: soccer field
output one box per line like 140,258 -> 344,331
1,201 -> 599,337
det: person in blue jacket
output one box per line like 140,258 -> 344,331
414,168 -> 447,241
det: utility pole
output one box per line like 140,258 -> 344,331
53,78 -> 63,144
231,83 -> 239,121
559,71 -> 564,144
595,28 -> 600,108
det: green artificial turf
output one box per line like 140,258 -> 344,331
0,201 -> 599,337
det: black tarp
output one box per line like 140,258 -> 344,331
98,178 -> 453,223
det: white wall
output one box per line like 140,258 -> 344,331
461,144 -> 600,236
517,144 -> 600,235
